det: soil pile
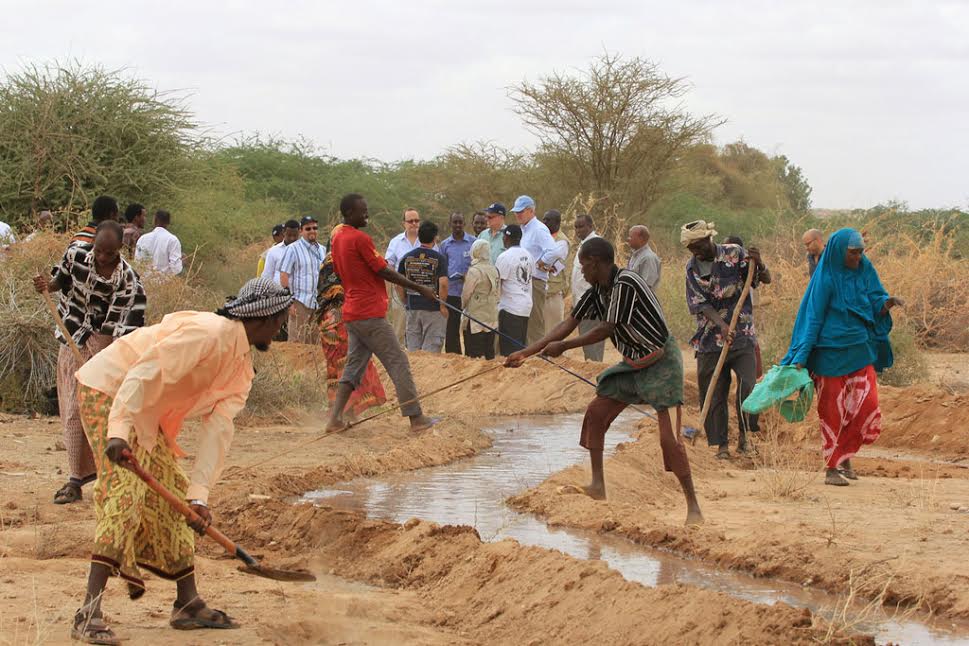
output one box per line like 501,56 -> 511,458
877,385 -> 969,459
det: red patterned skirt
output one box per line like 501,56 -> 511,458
320,310 -> 387,418
813,365 -> 882,469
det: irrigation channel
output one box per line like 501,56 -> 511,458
302,413 -> 969,645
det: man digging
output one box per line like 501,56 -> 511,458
69,278 -> 291,644
505,237 -> 703,526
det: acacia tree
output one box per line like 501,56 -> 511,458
510,53 -> 724,215
0,62 -> 197,224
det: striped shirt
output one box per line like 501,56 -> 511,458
279,237 -> 326,308
571,267 -> 669,360
50,244 -> 147,347
71,222 -> 98,245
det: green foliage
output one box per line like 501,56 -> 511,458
0,62 -> 197,224
879,326 -> 928,387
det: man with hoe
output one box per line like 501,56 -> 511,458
505,237 -> 703,526
69,277 -> 292,643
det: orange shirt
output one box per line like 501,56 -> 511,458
75,311 -> 255,503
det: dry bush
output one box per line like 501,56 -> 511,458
751,413 -> 820,500
241,346 -> 326,424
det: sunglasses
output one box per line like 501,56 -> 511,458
304,226 -> 318,231
404,219 -> 420,224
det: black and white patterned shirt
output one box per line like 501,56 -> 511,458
571,266 -> 669,360
50,244 -> 147,346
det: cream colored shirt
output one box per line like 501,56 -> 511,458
75,311 -> 255,503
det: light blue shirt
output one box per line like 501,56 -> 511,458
440,234 -> 476,297
520,217 -> 560,281
280,237 -> 326,308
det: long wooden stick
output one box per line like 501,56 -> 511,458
694,258 -> 758,442
40,287 -> 83,362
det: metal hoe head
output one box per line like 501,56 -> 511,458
238,564 -> 316,582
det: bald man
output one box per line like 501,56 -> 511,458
802,229 -> 825,277
626,225 -> 661,291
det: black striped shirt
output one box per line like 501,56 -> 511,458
50,244 -> 147,346
571,267 -> 669,360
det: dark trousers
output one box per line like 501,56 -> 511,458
498,310 -> 529,356
464,330 -> 496,360
696,343 -> 760,447
445,295 -> 463,354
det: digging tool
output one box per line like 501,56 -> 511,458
241,362 -> 505,473
120,449 -> 316,583
687,256 -> 758,445
38,284 -> 83,362
433,296 -> 659,421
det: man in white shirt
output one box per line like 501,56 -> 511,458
542,209 -> 570,335
510,195 -> 561,346
384,208 -> 424,342
494,225 -> 534,356
280,216 -> 326,344
261,220 -> 300,285
135,210 -> 183,274
626,224 -> 662,291
0,219 -> 15,249
571,214 -> 605,361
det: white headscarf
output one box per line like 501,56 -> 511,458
470,238 -> 491,265
680,220 -> 718,246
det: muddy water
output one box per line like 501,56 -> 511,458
304,414 -> 969,645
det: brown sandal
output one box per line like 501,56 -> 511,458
170,599 -> 239,630
54,481 -> 82,505
71,611 -> 121,645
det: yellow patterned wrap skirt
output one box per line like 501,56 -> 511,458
78,384 -> 196,597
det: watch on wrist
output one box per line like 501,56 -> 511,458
187,499 -> 208,508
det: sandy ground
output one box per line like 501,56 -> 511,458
0,403 -> 841,646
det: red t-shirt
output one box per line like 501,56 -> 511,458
330,223 -> 389,321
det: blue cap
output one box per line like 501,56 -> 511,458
510,195 -> 535,213
484,202 -> 506,216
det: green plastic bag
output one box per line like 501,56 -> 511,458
741,365 -> 814,423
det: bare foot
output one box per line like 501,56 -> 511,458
685,507 -> 705,526
409,415 -> 437,432
582,483 -> 607,500
556,484 -> 583,495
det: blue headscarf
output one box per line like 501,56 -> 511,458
782,228 -> 893,374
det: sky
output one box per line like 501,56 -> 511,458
2,0 -> 966,209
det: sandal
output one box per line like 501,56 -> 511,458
715,448 -> 731,460
71,610 -> 121,645
825,469 -> 850,487
54,481 -> 82,505
170,599 -> 239,630
839,460 -> 859,480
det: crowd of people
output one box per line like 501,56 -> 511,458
0,190 -> 904,641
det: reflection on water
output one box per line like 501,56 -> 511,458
304,414 -> 969,645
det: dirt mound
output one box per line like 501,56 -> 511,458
221,502 -> 847,645
877,385 -> 969,459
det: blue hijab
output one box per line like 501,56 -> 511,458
782,228 -> 893,375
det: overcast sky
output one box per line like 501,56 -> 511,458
3,0 -> 966,209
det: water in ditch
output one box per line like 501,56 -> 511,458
303,413 -> 969,645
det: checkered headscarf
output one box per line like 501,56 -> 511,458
222,278 -> 293,319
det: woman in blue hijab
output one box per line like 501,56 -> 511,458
782,228 -> 903,486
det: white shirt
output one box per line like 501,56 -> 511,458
136,226 -> 183,274
260,241 -> 289,285
495,246 -> 534,317
571,231 -> 601,303
519,217 -> 559,282
0,221 -> 14,248
385,231 -> 439,269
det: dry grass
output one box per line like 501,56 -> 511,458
751,413 -> 820,501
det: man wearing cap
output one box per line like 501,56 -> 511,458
261,220 -> 300,285
494,224 -> 534,355
280,216 -> 326,344
542,209 -> 570,335
327,193 -> 437,433
505,237 -> 702,526
68,277 -> 291,643
682,220 -> 770,459
571,214 -> 605,361
477,202 -> 507,264
257,223 -> 284,278
510,195 -> 562,346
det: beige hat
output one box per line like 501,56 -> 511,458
680,220 -> 717,246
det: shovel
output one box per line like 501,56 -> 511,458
121,449 -> 315,583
